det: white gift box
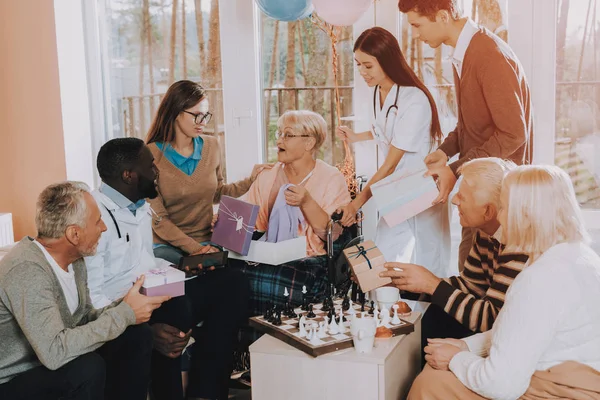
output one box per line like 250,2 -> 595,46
371,169 -> 439,227
228,236 -> 307,265
141,266 -> 185,297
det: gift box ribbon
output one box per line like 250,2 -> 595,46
219,203 -> 255,234
147,268 -> 168,284
348,245 -> 376,269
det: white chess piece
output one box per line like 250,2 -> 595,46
348,299 -> 356,315
328,311 -> 340,334
392,304 -> 401,325
284,287 -> 289,297
302,285 -> 307,294
374,304 -> 380,320
381,305 -> 391,328
318,321 -> 327,338
298,315 -> 307,338
310,323 -> 321,345
338,308 -> 347,334
323,315 -> 329,331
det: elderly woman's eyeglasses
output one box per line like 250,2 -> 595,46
183,110 -> 212,125
275,131 -> 311,141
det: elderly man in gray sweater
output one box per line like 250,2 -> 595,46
0,182 -> 170,400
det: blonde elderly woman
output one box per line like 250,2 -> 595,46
229,110 -> 351,316
408,165 -> 600,400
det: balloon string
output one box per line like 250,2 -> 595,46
311,14 -> 357,198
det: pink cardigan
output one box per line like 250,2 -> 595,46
242,160 -> 351,256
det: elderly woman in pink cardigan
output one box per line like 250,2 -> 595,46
230,110 -> 351,316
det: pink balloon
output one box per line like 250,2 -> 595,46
312,0 -> 372,26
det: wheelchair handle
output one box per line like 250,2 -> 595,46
331,210 -> 343,222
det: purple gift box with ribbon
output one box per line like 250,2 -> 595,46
342,240 -> 390,293
211,196 -> 259,256
141,266 -> 185,297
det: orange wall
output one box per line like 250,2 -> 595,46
0,1 -> 67,240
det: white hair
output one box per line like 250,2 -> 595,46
502,165 -> 590,262
458,157 -> 516,209
36,181 -> 90,239
277,110 -> 327,154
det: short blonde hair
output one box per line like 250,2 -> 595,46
502,165 -> 590,262
458,157 -> 516,209
277,110 -> 327,154
36,181 -> 90,239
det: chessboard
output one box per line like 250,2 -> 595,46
249,299 -> 415,357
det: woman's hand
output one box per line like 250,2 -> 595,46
338,202 -> 358,227
424,339 -> 467,371
190,244 -> 220,255
210,213 -> 218,232
285,185 -> 312,207
336,126 -> 359,144
250,163 -> 274,181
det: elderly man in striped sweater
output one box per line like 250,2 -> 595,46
381,158 -> 529,358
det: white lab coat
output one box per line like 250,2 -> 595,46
85,190 -> 171,308
371,85 -> 452,277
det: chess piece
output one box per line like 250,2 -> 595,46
342,295 -> 350,311
317,321 -> 327,338
348,299 -> 356,315
327,307 -> 335,324
301,286 -> 309,311
284,287 -> 289,297
309,323 -> 321,345
328,312 -> 339,334
391,304 -> 401,325
338,307 -> 347,334
368,301 -> 375,315
307,304 -> 316,318
321,295 -> 331,312
381,305 -> 391,328
273,310 -> 282,326
360,300 -> 365,313
263,305 -> 272,320
298,315 -> 307,338
287,307 -> 297,318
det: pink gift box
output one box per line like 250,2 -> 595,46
140,266 -> 185,297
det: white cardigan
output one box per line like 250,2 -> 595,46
449,242 -> 600,400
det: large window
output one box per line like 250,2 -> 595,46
260,16 -> 355,165
97,0 -> 227,177
555,0 -> 600,209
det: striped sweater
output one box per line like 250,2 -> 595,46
431,229 -> 529,332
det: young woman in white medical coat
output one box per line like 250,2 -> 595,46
337,27 -> 452,277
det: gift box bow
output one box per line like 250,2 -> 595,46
347,244 -> 377,270
219,202 -> 255,234
146,268 -> 169,284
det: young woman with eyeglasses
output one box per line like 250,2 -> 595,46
146,80 -> 270,264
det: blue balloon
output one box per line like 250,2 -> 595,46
255,0 -> 314,22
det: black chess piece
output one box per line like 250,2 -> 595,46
342,295 -> 350,311
273,310 -> 282,326
368,301 -> 375,315
263,306 -> 272,320
306,304 -> 316,318
327,307 -> 334,323
287,303 -> 297,318
269,305 -> 279,323
301,294 -> 309,311
321,296 -> 331,312
360,301 -> 365,313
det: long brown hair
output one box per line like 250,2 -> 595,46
145,80 -> 206,145
354,27 -> 443,148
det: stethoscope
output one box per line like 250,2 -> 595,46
372,84 -> 400,143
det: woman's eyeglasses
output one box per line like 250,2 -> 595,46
183,110 -> 212,125
275,131 -> 311,141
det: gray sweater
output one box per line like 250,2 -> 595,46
0,237 -> 136,384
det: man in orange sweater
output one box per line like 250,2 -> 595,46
398,0 -> 533,269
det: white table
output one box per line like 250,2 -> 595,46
250,311 -> 422,400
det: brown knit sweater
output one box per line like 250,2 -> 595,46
148,136 -> 252,254
438,28 -> 533,174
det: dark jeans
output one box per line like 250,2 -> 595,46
0,324 -> 153,400
421,303 -> 474,367
151,246 -> 250,400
